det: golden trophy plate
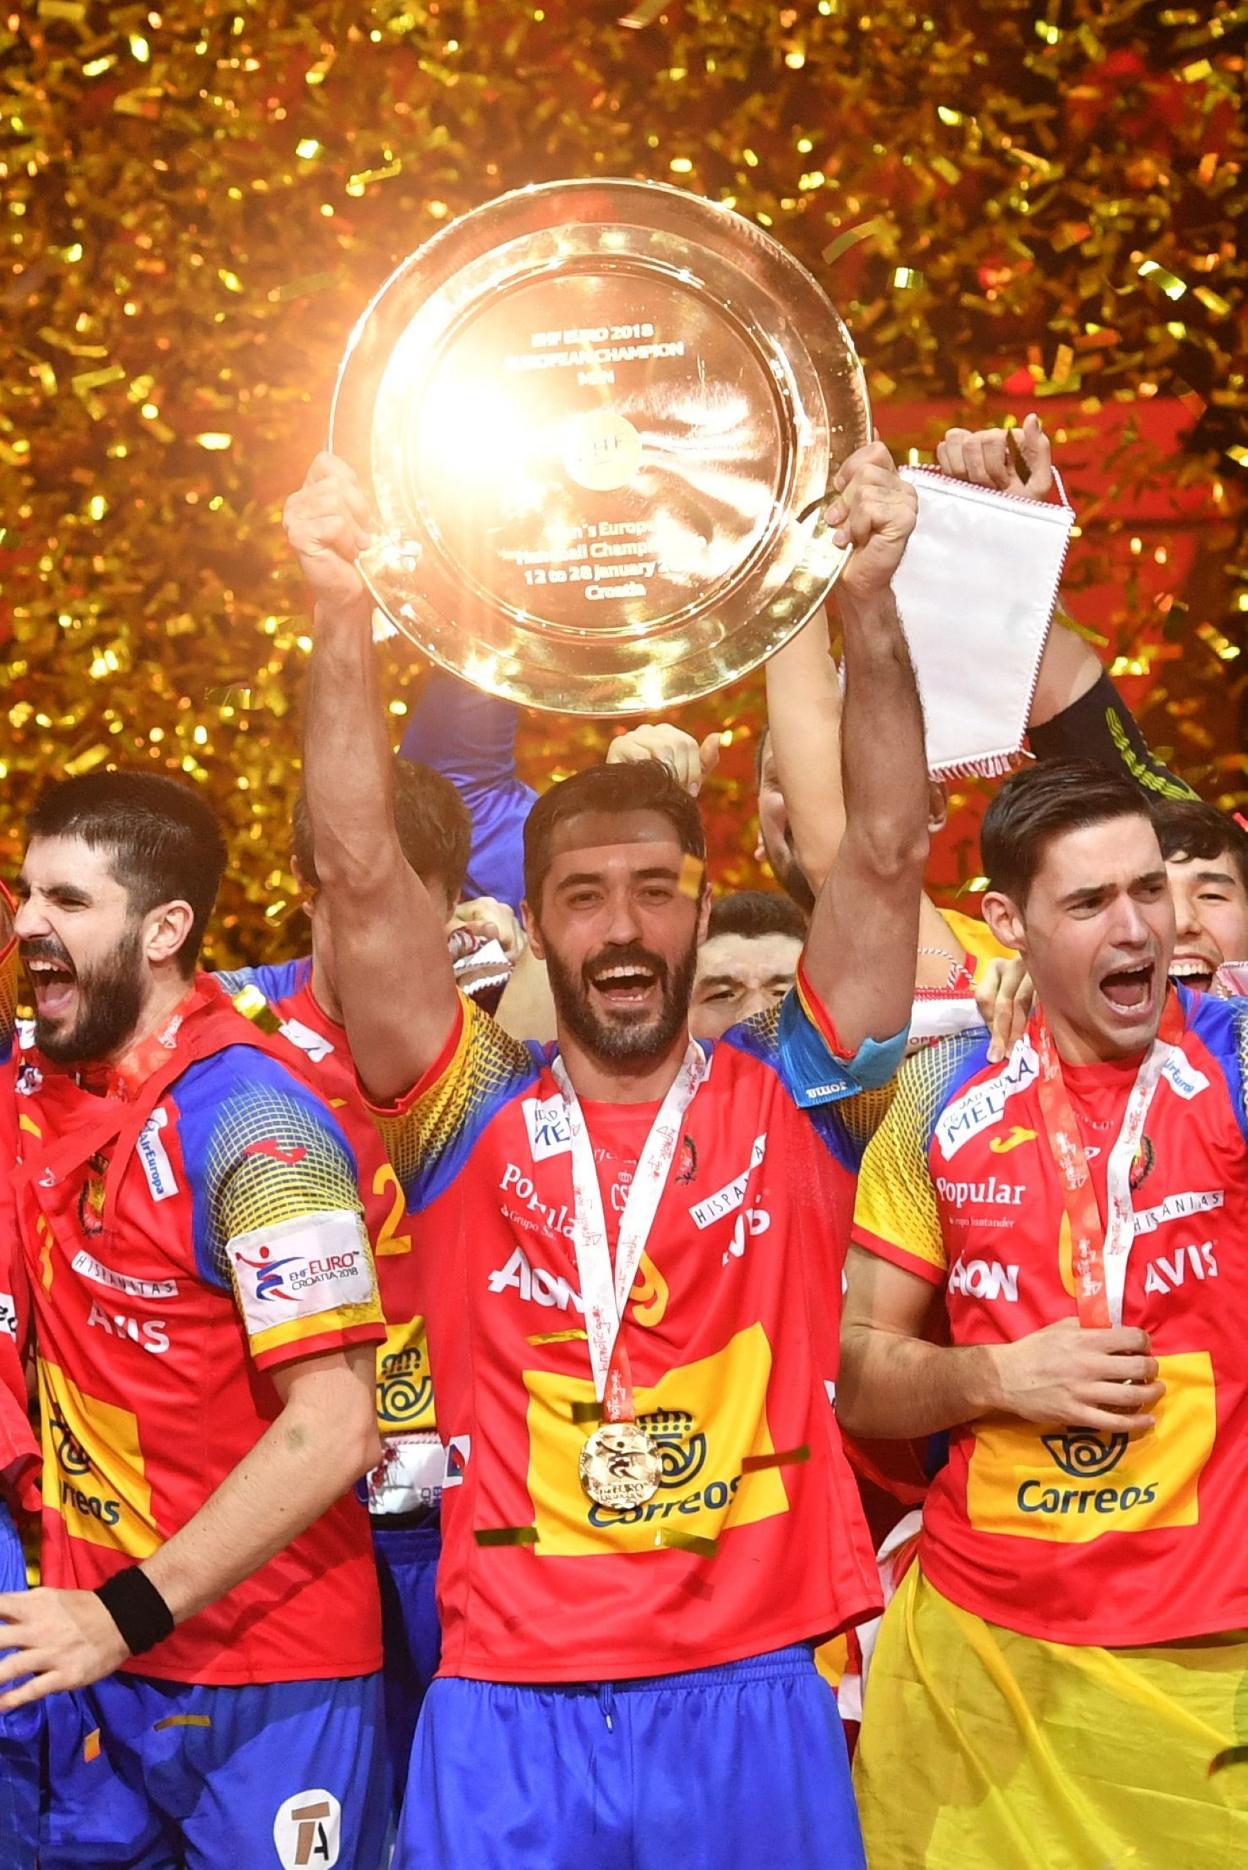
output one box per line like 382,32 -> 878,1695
331,178 -> 870,716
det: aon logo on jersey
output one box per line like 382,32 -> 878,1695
948,1258 -> 1019,1303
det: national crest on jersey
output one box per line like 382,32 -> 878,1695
853,989 -> 1248,1647
218,958 -> 439,1504
371,975 -> 901,1684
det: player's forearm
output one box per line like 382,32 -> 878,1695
764,606 -> 846,894
837,1324 -> 997,1439
304,596 -> 401,898
304,601 -> 460,1095
1027,604 -> 1103,727
801,589 -> 928,1032
139,1367 -> 381,1626
837,589 -> 929,871
1028,632 -> 1197,802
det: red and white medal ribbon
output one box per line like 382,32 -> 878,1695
1034,994 -> 1184,1327
551,1042 -> 707,1422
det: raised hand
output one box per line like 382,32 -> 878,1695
825,439 -> 918,605
283,452 -> 374,619
936,411 -> 1054,501
975,956 -> 1036,1063
606,721 -> 723,797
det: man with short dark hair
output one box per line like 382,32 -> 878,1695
0,770 -> 390,1869
286,435 -> 929,1870
839,758 -> 1248,1868
691,891 -> 807,1041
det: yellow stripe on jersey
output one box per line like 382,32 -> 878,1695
248,1300 -> 383,1362
209,1086 -> 365,1254
852,1040 -> 975,1280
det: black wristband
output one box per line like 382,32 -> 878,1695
94,1566 -> 176,1656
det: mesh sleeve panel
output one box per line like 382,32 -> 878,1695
202,1079 -> 364,1282
372,992 -> 537,1202
853,1034 -> 983,1278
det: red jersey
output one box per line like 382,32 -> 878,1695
2,974 -> 386,1685
218,959 -> 440,1516
853,988 -> 1248,1647
0,900 -> 38,1514
372,969 -> 900,1683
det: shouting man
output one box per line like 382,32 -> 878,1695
841,759 -> 1248,1867
0,773 -> 389,1869
285,436 -> 929,1870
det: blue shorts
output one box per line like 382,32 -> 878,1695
374,1519 -> 442,1809
394,1644 -> 865,1870
0,1498 -> 39,1869
41,1668 -> 387,1869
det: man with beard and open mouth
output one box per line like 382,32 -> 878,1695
286,434 -> 929,1870
0,771 -> 393,1869
840,757 -> 1248,1869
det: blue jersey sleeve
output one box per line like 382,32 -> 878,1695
722,973 -> 909,1170
1186,991 -> 1248,1149
400,671 -> 536,913
214,958 -> 312,1008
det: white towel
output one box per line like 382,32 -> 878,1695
891,466 -> 1076,779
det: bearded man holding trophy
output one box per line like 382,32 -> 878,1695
285,180 -> 1064,1869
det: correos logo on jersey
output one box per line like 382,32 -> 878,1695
39,1360 -> 158,1557
272,1789 -> 341,1868
522,1321 -> 790,1557
375,1322 -> 435,1431
965,1350 -> 1215,1543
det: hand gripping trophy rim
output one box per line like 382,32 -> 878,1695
330,177 -> 870,717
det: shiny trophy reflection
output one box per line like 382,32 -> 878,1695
331,178 -> 870,716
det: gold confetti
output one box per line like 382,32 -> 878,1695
70,363 -> 126,393
1137,259 -> 1187,300
658,1528 -> 718,1557
821,218 -> 885,265
740,1444 -> 811,1473
1193,285 -> 1231,317
474,1525 -> 539,1548
678,854 -> 705,899
0,1 -> 1239,964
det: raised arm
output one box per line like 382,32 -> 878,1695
284,452 -> 459,1102
801,442 -> 929,1050
763,604 -> 847,891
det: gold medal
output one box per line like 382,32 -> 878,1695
579,1420 -> 661,1510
